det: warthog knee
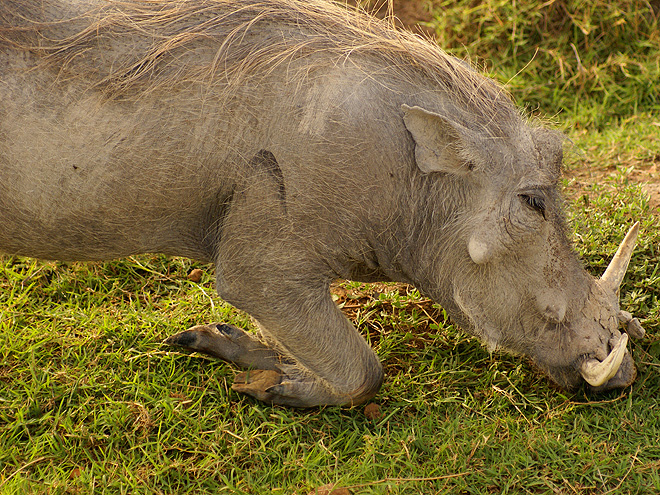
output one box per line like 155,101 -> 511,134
346,359 -> 384,406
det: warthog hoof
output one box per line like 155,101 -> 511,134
232,369 -> 317,407
232,369 -> 283,402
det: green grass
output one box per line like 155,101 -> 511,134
2,233 -> 658,494
2,210 -> 659,494
427,0 -> 660,129
2,1 -> 660,493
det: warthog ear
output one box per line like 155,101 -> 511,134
402,104 -> 472,175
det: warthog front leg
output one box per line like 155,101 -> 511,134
165,324 -> 290,403
165,323 -> 307,405
166,294 -> 384,407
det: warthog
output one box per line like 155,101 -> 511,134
0,0 -> 645,407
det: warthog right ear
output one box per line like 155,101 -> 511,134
402,104 -> 472,175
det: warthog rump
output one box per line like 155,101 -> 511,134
0,0 -> 644,406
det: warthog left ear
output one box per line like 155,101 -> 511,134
402,104 -> 473,175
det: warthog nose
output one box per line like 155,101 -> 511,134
579,222 -> 643,389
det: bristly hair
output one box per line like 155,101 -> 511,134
0,0 -> 516,119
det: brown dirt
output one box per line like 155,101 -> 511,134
565,160 -> 660,211
306,485 -> 352,495
363,402 -> 383,420
187,268 -> 203,282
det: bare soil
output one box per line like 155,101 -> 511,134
565,159 -> 660,211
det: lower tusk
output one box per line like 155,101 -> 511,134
580,333 -> 629,387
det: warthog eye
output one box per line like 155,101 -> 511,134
520,193 -> 546,219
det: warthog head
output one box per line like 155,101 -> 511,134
402,104 -> 642,391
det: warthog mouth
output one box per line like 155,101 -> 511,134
577,222 -> 644,390
585,345 -> 638,391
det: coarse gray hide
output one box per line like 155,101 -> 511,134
0,0 -> 644,406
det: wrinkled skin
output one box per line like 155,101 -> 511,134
0,0 -> 642,407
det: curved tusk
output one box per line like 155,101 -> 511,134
580,333 -> 628,387
601,222 -> 640,291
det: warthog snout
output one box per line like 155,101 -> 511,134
579,222 -> 643,389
